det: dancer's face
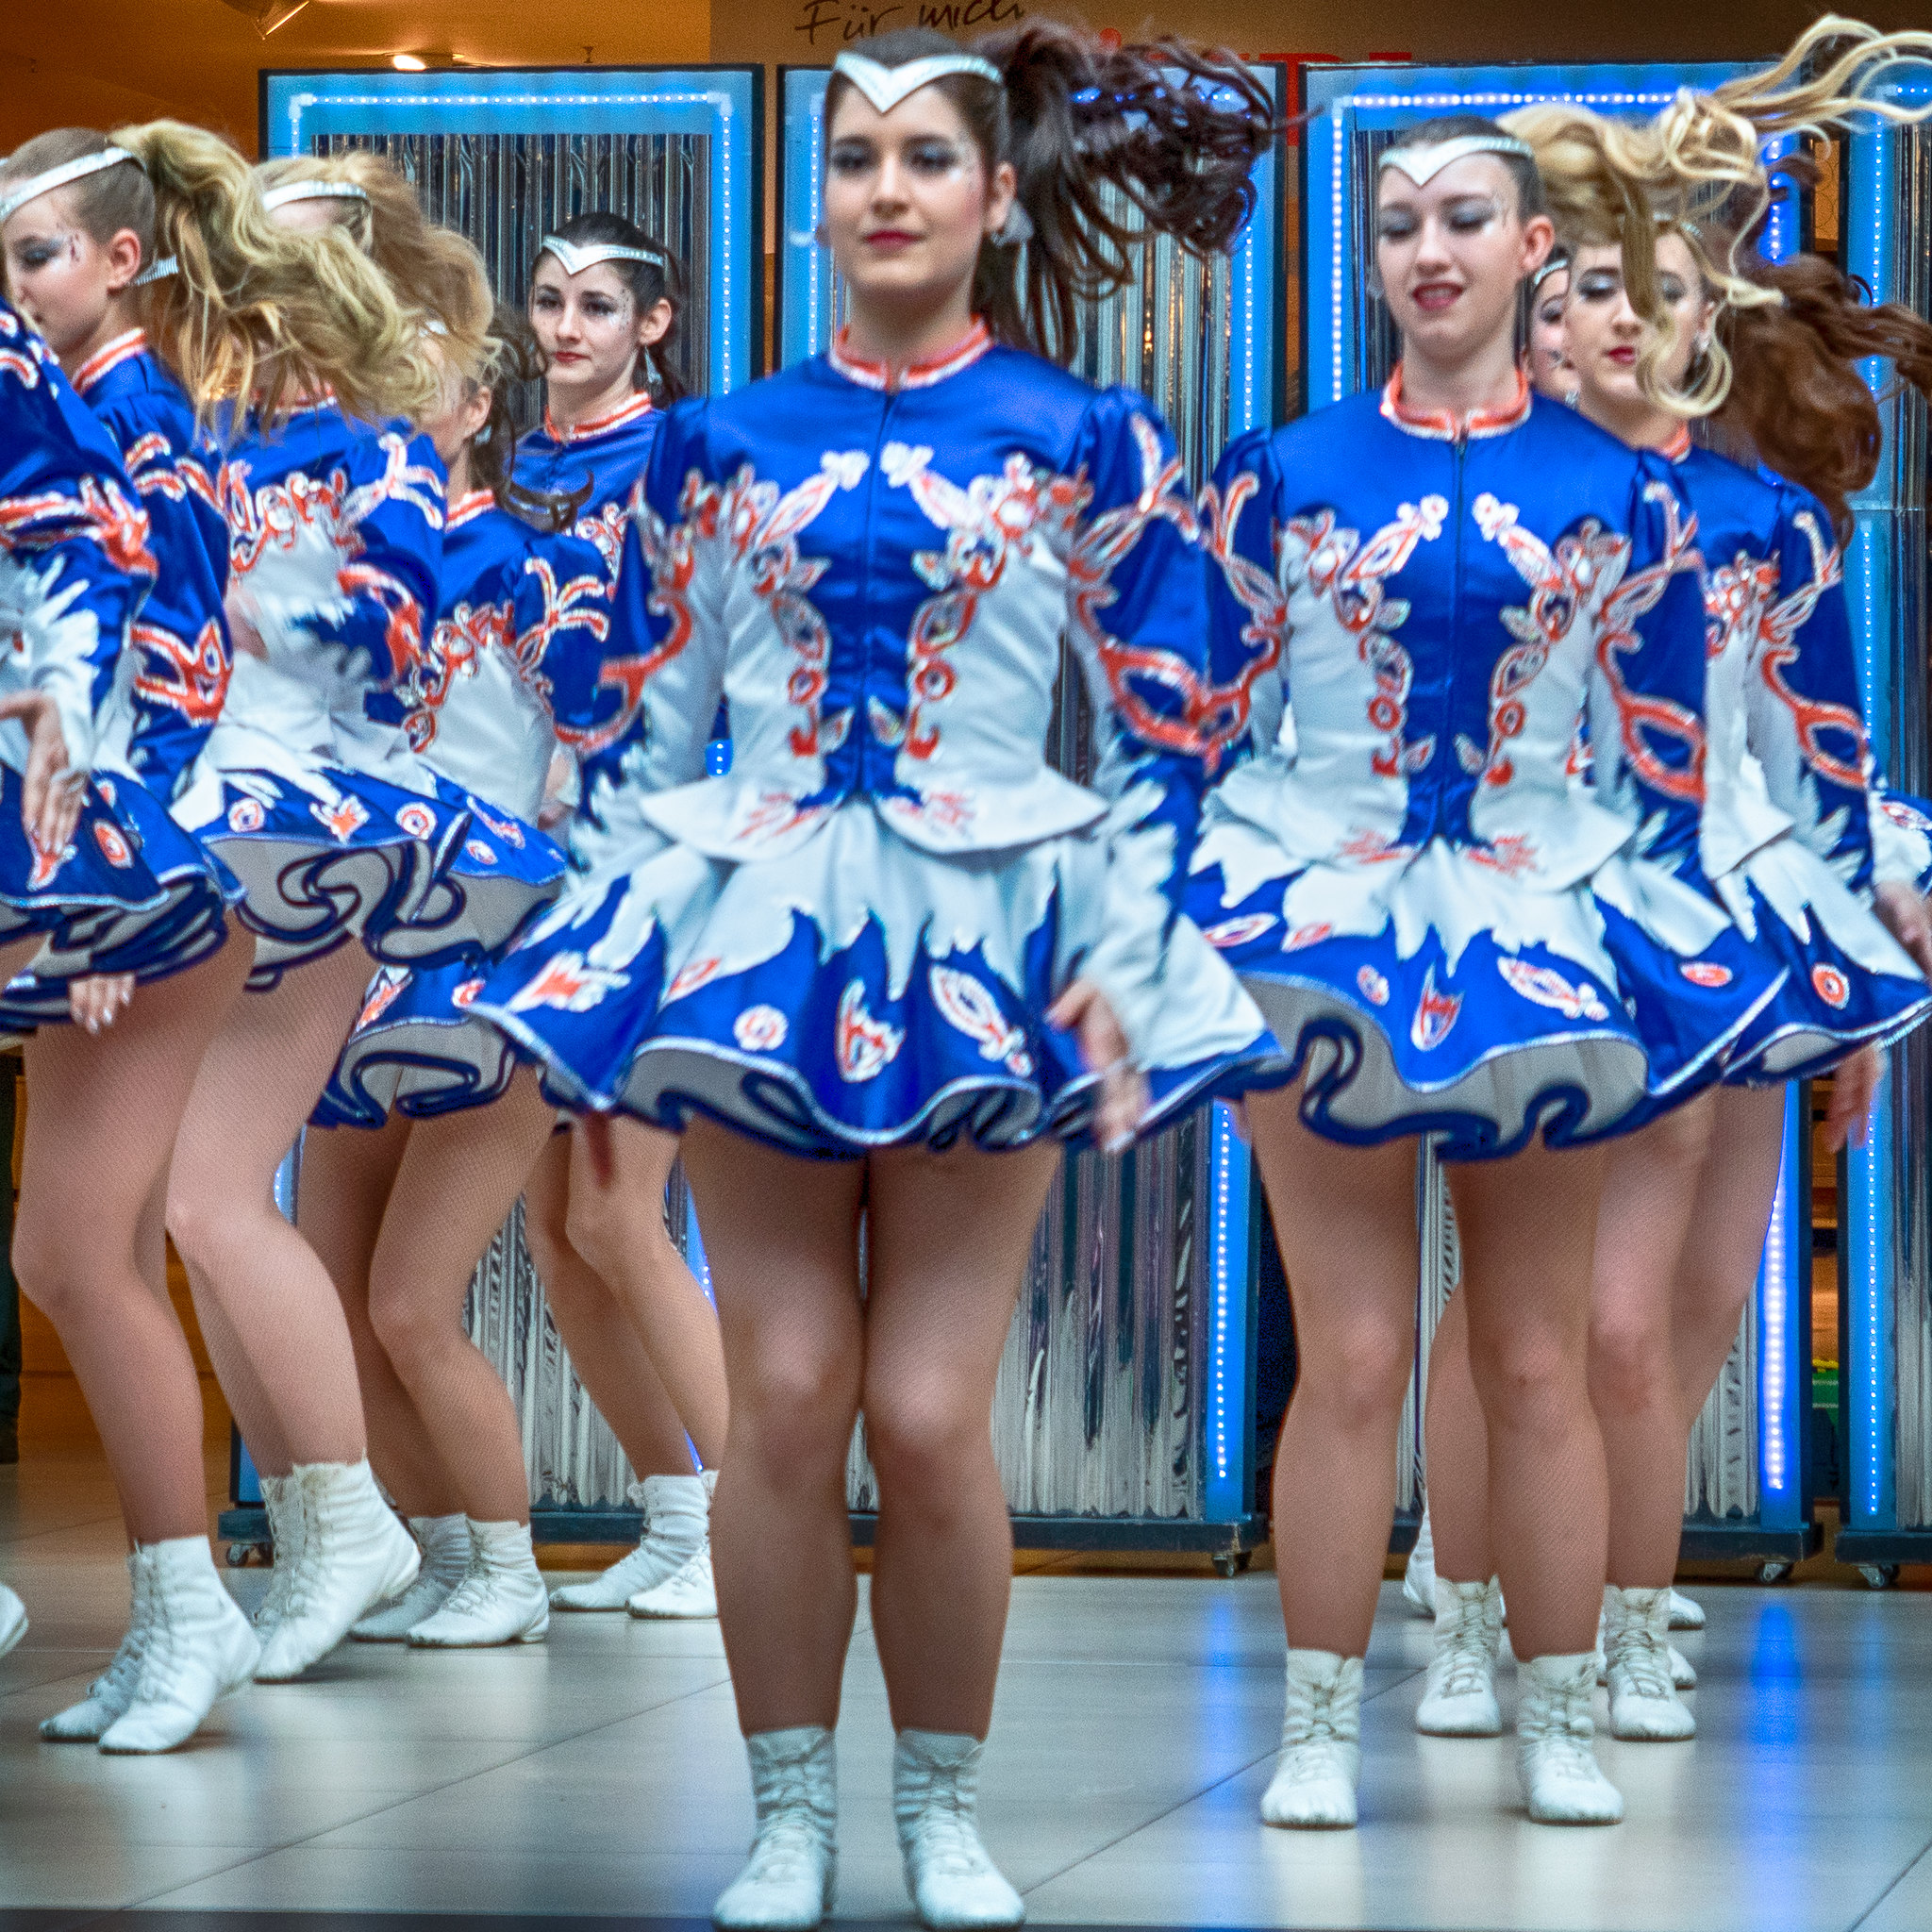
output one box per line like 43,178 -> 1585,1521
419,372 -> 492,472
528,258 -> 667,415
822,82 -> 1016,326
1529,268 -> 1574,399
2,188 -> 138,366
1374,155 -> 1553,371
1566,232 -> 1712,414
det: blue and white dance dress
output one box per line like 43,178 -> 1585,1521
173,402 -> 475,984
0,304 -> 231,996
1189,370 -> 1789,1158
513,391 -> 660,586
317,490 -> 617,1124
1658,438 -> 1932,1081
469,322 -> 1282,1156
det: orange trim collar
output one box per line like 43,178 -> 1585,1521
446,489 -> 497,528
74,327 -> 149,396
1379,364 -> 1532,442
829,317 -> 992,393
541,390 -> 655,444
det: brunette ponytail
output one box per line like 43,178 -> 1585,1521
824,25 -> 1274,366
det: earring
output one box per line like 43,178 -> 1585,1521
1562,385 -> 1582,408
1365,266 -> 1386,301
991,202 -> 1034,247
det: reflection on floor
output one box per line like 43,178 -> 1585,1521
3,1443 -> 1932,1932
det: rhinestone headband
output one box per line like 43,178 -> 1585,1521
260,179 -> 371,212
832,51 -> 1003,116
538,234 -> 669,277
1378,134 -> 1535,188
0,148 -> 141,229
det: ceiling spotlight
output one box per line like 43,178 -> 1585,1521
391,53 -> 427,70
218,0 -> 309,37
391,50 -> 459,70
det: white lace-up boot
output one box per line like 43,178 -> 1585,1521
42,1551 -> 151,1741
1594,1606 -> 1695,1688
893,1730 -> 1024,1928
712,1724 -> 838,1930
1603,1586 -> 1695,1740
1415,1578 -> 1503,1736
253,1460 -> 420,1681
1516,1652 -> 1624,1824
352,1514 -> 470,1640
1668,1589 -> 1705,1630
631,1542 -> 717,1618
99,1538 -> 260,1753
1261,1650 -> 1362,1827
0,1582 -> 25,1659
250,1473 -> 305,1646
407,1519 -> 549,1647
553,1471 -> 710,1610
1402,1506 -> 1437,1616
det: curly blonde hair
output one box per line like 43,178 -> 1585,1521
1503,14 -> 1932,415
0,123 -> 440,427
256,151 -> 492,386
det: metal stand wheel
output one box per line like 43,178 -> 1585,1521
1212,1551 -> 1253,1579
1757,1561 -> 1795,1583
1859,1563 -> 1901,1591
225,1542 -> 269,1569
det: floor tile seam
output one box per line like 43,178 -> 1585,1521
0,1511 -> 140,1552
1846,1826 -> 1932,1931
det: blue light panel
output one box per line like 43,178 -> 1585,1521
261,69 -> 761,396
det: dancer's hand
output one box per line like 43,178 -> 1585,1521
224,589 -> 268,660
1873,880 -> 1932,983
69,973 -> 134,1034
1824,1044 -> 1885,1152
1049,976 -> 1147,1156
0,690 -> 84,857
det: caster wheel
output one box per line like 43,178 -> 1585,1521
225,1543 -> 253,1568
1758,1561 -> 1793,1584
1212,1552 -> 1251,1579
1859,1563 -> 1900,1591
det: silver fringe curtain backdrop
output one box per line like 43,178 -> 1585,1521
311,129 -> 712,408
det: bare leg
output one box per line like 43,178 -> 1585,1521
525,1133 -> 695,1476
680,1122 -> 866,1735
564,1119 -> 728,1467
301,1114 -> 458,1516
15,936 -> 250,1541
1588,1095 -> 1716,1587
166,944 -> 375,1474
1421,1289 -> 1492,1583
1247,1087 -> 1421,1657
861,1139 -> 1058,1736
1669,1084 -> 1786,1425
363,1071 -> 558,1525
1449,1141 -> 1608,1661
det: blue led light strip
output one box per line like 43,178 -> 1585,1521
1203,1103 -> 1252,1523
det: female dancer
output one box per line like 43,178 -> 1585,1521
1417,29 -> 1932,1750
300,306 -> 683,1645
0,122 -> 422,1750
160,154 -> 505,1687
1192,113 -> 1802,1824
1529,248 -> 1575,401
470,26 -> 1279,1926
514,213 -> 728,1621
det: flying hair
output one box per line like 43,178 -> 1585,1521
822,25 -> 1275,366
256,150 -> 492,388
1503,15 -> 1932,415
0,123 -> 439,428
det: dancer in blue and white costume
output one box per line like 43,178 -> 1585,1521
1417,31 -> 1932,1763
160,156 -> 515,1690
0,120 -> 372,1753
470,28 -> 1279,1928
298,307 -> 681,1649
1191,117 -> 1799,1830
511,216 -> 734,1626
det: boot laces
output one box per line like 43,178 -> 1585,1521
903,1764 -> 994,1879
746,1756 -> 831,1881
433,1553 -> 500,1624
1434,1607 -> 1494,1701
1525,1684 -> 1600,1782
1612,1623 -> 1676,1702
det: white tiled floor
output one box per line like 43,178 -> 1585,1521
4,1446 -> 1932,1929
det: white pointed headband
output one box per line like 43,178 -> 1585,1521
537,233 -> 670,277
260,179 -> 371,212
1377,133 -> 1534,188
831,50 -> 1003,116
0,146 -> 142,230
